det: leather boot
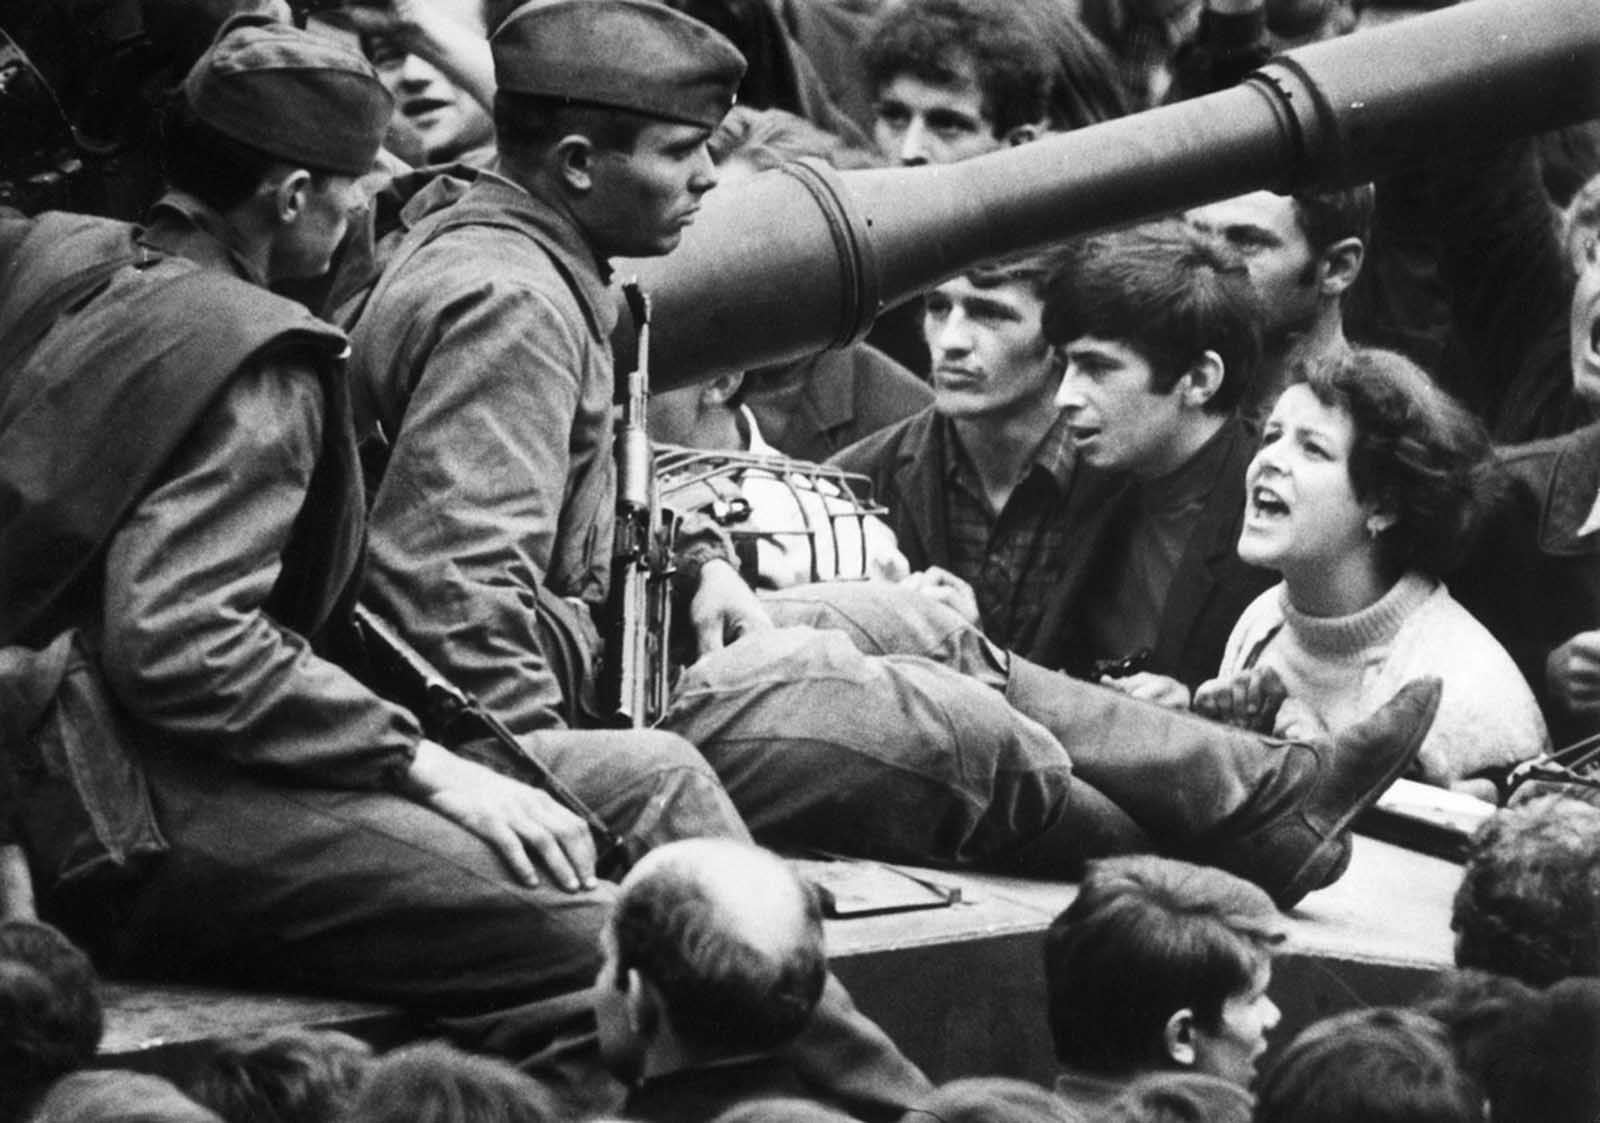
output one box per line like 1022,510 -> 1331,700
1003,660 -> 1441,908
1203,677 -> 1442,909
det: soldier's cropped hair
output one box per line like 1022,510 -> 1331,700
862,0 -> 1055,137
1042,222 -> 1263,414
1044,856 -> 1283,1075
610,858 -> 827,1054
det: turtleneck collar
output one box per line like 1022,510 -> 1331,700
1280,571 -> 1437,658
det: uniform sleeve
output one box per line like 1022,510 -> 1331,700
363,278 -> 593,736
100,357 -> 422,788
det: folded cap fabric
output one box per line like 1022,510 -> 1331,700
492,0 -> 745,129
183,14 -> 392,176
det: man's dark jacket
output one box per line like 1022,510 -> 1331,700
831,410 -> 1271,689
1454,422 -> 1600,744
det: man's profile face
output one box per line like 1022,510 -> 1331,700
586,120 -> 719,258
872,63 -> 1002,166
1184,191 -> 1319,343
1055,335 -> 1197,479
271,172 -> 364,281
1190,960 -> 1280,1088
924,275 -> 1059,422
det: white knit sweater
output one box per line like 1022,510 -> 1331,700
1218,573 -> 1549,786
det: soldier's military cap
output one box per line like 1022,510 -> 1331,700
491,0 -> 745,130
184,14 -> 393,177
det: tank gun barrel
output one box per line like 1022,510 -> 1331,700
632,0 -> 1600,385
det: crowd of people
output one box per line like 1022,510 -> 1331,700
2,0 -> 1599,1119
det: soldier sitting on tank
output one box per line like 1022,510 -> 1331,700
339,0 -> 1441,915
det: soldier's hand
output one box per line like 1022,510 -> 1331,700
1101,671 -> 1191,710
691,558 -> 774,657
900,566 -> 981,626
401,740 -> 597,892
1192,665 -> 1287,732
1548,630 -> 1600,716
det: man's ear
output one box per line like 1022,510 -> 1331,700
1180,349 -> 1226,409
624,968 -> 660,1040
1003,121 -> 1046,147
1318,236 -> 1365,297
1164,1008 -> 1199,1068
555,133 -> 597,193
270,169 -> 312,225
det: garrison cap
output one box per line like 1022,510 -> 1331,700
183,14 -> 393,177
491,0 -> 746,130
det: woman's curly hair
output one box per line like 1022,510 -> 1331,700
1301,347 -> 1501,580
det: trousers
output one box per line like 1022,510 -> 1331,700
663,583 -> 1300,876
55,723 -> 927,1117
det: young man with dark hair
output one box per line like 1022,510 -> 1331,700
1044,856 -> 1284,1117
831,249 -> 1079,652
862,0 -> 1056,167
1044,223 -> 1275,694
1184,184 -> 1373,416
596,839 -> 836,1122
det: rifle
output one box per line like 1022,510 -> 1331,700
598,282 -> 678,728
352,602 -> 628,879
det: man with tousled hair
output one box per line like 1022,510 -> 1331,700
1185,184 -> 1373,418
1045,856 -> 1284,1118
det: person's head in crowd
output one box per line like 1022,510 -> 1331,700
1045,222 -> 1262,479
714,1098 -> 857,1123
1044,856 -> 1285,1087
1009,0 -> 1132,130
1421,969 -> 1600,1123
595,838 -> 826,1083
27,1071 -> 224,1123
158,12 -> 391,282
1253,1007 -> 1484,1123
900,1077 -> 1077,1123
1567,173 -> 1600,404
708,105 -> 882,185
342,1042 -> 561,1123
182,1028 -> 374,1123
924,247 -> 1076,430
1078,0 -> 1204,108
1264,0 -> 1360,49
862,0 -> 1055,165
1238,347 -> 1493,609
0,920 -> 103,1123
1184,185 -> 1373,404
354,0 -> 494,165
487,0 -> 743,261
1452,791 -> 1600,984
1095,1071 -> 1254,1123
647,370 -> 747,448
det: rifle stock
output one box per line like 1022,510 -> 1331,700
352,602 -> 628,878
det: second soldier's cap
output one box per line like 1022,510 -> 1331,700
491,0 -> 745,130
183,14 -> 393,177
